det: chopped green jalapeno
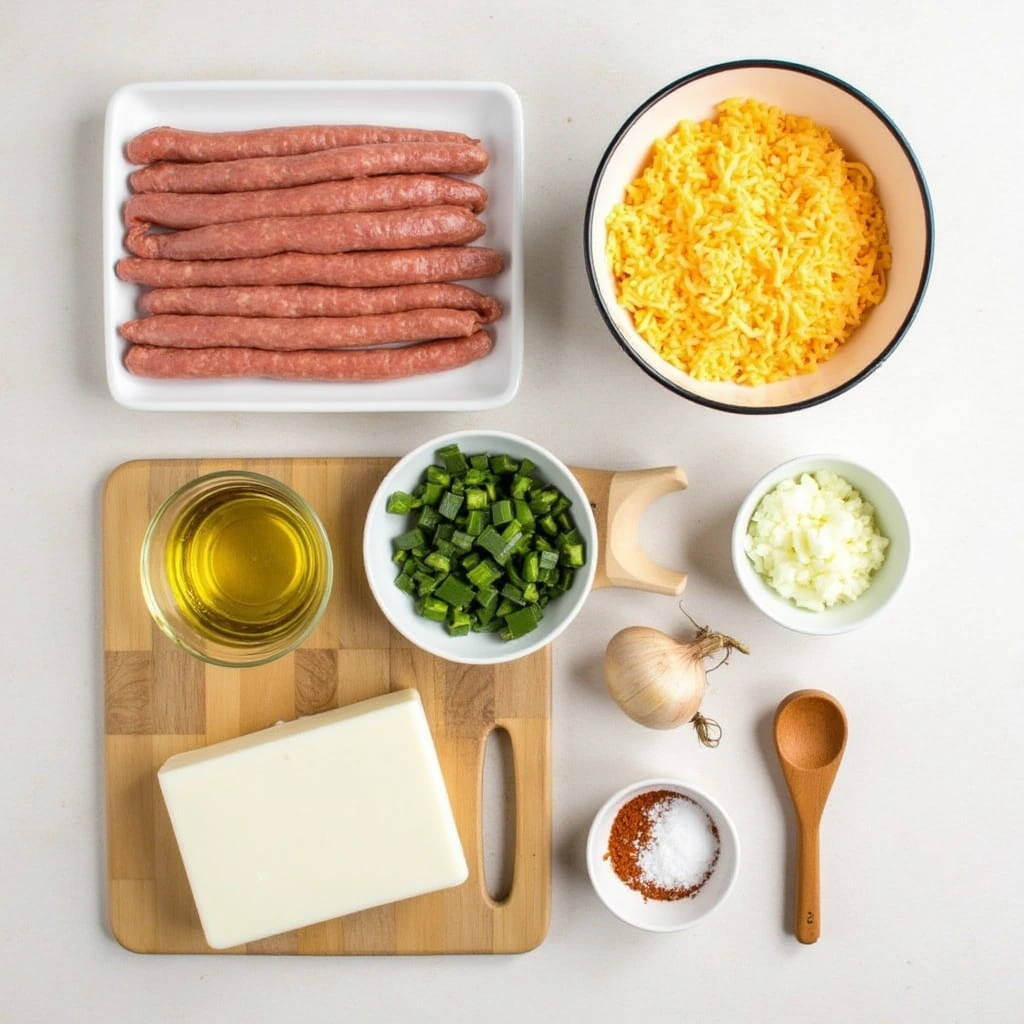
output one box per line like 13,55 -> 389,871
386,491 -> 416,515
438,490 -> 464,520
384,444 -> 588,642
437,444 -> 470,475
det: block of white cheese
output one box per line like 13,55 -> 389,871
158,688 -> 468,950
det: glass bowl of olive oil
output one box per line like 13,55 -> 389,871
141,471 -> 333,667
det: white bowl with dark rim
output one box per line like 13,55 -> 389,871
363,429 -> 597,665
584,60 -> 934,414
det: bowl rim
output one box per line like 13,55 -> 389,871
583,58 -> 936,415
730,453 -> 911,634
585,777 -> 740,932
362,427 -> 599,665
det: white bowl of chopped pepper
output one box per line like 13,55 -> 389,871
363,429 -> 598,665
586,779 -> 740,932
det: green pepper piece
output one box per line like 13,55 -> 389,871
394,527 -> 426,551
386,490 -> 415,515
451,530 -> 474,553
476,526 -> 507,560
416,596 -> 449,621
529,487 -> 559,513
500,604 -> 542,640
513,499 -> 535,529
522,550 -> 540,583
416,504 -> 440,531
424,551 -> 451,574
490,499 -> 514,526
438,490 -> 464,520
414,571 -> 440,596
538,514 -> 558,537
465,508 -> 487,536
538,549 -> 559,571
560,543 -> 585,568
434,574 -> 476,609
426,465 -> 451,487
421,481 -> 444,507
489,454 -> 519,474
510,474 -> 532,500
467,558 -> 501,588
464,487 -> 489,511
437,444 -> 470,475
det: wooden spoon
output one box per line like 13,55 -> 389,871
773,689 -> 848,944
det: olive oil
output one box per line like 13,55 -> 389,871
165,484 -> 329,647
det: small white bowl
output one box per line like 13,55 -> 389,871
585,60 -> 933,413
586,779 -> 739,932
363,429 -> 597,665
731,455 -> 910,634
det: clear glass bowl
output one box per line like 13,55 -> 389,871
140,471 -> 333,668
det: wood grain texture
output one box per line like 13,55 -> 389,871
103,458 -> 554,956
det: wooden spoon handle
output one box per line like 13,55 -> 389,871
795,821 -> 821,944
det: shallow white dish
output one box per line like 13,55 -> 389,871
731,454 -> 911,634
103,80 -> 523,412
585,60 -> 933,413
586,779 -> 739,932
363,429 -> 597,666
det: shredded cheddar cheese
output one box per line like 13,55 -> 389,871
605,98 -> 892,385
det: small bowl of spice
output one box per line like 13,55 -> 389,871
731,454 -> 910,634
586,779 -> 739,932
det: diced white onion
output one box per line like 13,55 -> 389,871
743,470 -> 889,612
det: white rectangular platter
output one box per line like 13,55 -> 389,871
103,80 -> 524,412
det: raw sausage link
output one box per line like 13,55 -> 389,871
123,331 -> 494,380
123,175 -> 488,228
129,142 -> 490,194
139,283 -> 502,321
125,207 -> 485,260
115,247 -> 504,287
119,310 -> 483,350
125,124 -> 477,164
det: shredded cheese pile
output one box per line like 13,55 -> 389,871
605,98 -> 892,384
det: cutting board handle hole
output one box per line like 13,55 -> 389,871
481,726 -> 517,904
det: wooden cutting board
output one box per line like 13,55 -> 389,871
103,457 -> 687,955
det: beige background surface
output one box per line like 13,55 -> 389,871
1,0 -> 1021,1020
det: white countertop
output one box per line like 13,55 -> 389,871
3,0 -> 1022,1019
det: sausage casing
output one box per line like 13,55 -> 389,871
139,284 -> 502,321
115,247 -> 504,288
119,310 -> 484,350
129,142 -> 490,194
125,207 -> 485,260
126,124 -> 477,164
123,175 -> 488,228
123,331 -> 494,380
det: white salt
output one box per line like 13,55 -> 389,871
638,795 -> 719,892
